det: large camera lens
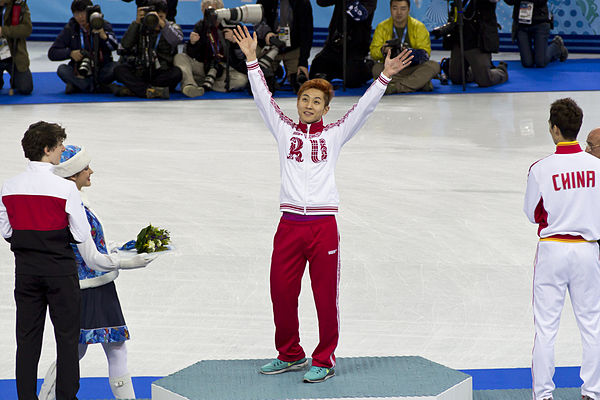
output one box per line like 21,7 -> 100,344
78,58 -> 92,77
258,46 -> 279,72
86,5 -> 104,30
431,21 -> 456,38
202,67 -> 217,90
214,4 -> 263,25
143,12 -> 159,29
89,12 -> 104,30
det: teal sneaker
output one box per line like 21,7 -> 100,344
259,358 -> 308,375
303,366 -> 335,383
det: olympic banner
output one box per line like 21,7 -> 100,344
27,0 -> 600,35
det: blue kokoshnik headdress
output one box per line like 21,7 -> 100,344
54,145 -> 91,178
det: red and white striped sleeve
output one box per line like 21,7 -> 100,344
246,60 -> 293,142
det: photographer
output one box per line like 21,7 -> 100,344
309,0 -> 376,88
254,0 -> 313,93
0,0 -> 33,95
174,0 -> 248,97
440,0 -> 507,87
370,0 -> 439,93
113,0 -> 183,99
122,0 -> 178,22
504,0 -> 567,68
48,0 -> 119,94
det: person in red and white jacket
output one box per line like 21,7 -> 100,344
233,25 -> 413,383
524,98 -> 600,400
0,121 -> 90,400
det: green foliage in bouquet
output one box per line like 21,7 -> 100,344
135,224 -> 170,253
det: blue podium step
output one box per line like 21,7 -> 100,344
152,356 -> 472,400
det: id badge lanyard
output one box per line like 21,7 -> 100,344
519,1 -> 534,24
80,32 -> 89,51
276,0 -> 291,47
153,31 -> 162,69
394,25 -> 408,47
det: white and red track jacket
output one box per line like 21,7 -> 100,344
0,161 -> 89,275
524,141 -> 600,241
247,60 -> 391,215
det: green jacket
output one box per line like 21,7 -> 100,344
1,0 -> 32,72
369,16 -> 431,62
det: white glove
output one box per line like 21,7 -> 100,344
118,253 -> 158,269
107,241 -> 121,253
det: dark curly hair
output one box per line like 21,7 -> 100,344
21,121 -> 67,161
149,0 -> 168,14
549,98 -> 583,141
71,0 -> 93,13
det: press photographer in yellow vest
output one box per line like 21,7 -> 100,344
370,0 -> 439,93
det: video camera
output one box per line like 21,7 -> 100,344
257,36 -> 285,72
431,1 -> 458,38
214,4 -> 263,26
256,36 -> 286,92
77,49 -> 94,77
203,4 -> 263,29
86,5 -> 104,30
383,38 -> 407,58
139,5 -> 160,30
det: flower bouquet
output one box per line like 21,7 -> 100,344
135,224 -> 171,253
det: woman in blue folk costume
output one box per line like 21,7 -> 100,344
39,145 -> 156,400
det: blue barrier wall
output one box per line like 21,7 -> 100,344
26,0 -> 600,51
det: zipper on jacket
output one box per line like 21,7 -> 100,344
303,127 -> 309,214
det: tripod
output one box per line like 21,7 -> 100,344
455,0 -> 466,91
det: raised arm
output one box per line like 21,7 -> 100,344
338,49 -> 413,145
233,25 -> 289,140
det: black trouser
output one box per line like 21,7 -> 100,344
448,45 -> 507,88
113,63 -> 182,97
15,274 -> 80,400
0,59 -> 33,95
309,46 -> 371,88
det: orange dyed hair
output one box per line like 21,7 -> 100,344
297,78 -> 335,107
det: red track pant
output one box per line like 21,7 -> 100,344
270,215 -> 340,368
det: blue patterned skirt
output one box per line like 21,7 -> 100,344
79,281 -> 130,344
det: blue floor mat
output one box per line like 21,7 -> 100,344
0,365 -> 585,400
0,59 -> 598,105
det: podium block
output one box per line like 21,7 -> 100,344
152,356 -> 472,400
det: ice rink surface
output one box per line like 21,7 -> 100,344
1,44 -> 600,380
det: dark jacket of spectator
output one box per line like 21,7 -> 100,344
504,0 -> 551,26
48,18 -> 119,67
254,0 -> 313,68
317,0 -> 376,58
185,20 -> 247,74
445,0 -> 500,53
120,20 -> 183,70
